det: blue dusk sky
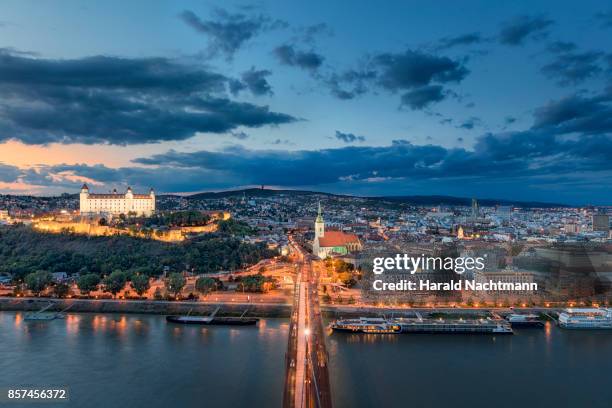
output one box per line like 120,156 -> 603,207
0,0 -> 611,204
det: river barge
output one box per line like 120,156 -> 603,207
330,317 -> 512,334
166,306 -> 258,326
165,315 -> 258,325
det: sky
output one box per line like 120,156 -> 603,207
0,0 -> 611,204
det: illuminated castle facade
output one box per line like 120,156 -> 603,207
79,184 -> 155,216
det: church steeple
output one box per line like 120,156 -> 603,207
316,201 -> 324,223
315,201 -> 324,239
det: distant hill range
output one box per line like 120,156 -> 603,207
183,188 -> 568,208
186,188 -> 333,200
1,188 -> 569,208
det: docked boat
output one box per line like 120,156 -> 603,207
329,317 -> 402,334
329,316 -> 512,335
166,306 -> 258,326
24,313 -> 58,321
505,313 -> 544,328
24,303 -> 73,321
558,308 -> 612,330
165,315 -> 258,325
397,318 -> 513,334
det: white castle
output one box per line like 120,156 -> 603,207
79,184 -> 155,216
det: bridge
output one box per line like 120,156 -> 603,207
283,238 -> 333,408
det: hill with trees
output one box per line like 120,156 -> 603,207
0,225 -> 276,280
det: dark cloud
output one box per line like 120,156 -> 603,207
0,49 -> 296,145
299,23 -> 333,43
334,130 -> 365,143
547,41 -> 577,53
457,117 -> 482,130
238,67 -> 273,96
594,11 -> 612,28
119,90 -> 612,194
541,50 -> 605,85
400,85 -> 446,110
129,131 -> 611,189
0,49 -> 226,92
533,91 -> 612,134
230,131 -> 249,140
24,163 -> 235,193
180,9 -> 284,59
436,32 -> 484,50
327,49 -> 468,108
326,69 -> 376,100
499,15 -> 554,46
9,88 -> 611,199
273,44 -> 324,71
0,163 -> 21,182
269,138 -> 293,145
374,50 -> 468,90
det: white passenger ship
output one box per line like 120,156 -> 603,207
329,317 -> 402,334
558,308 -> 612,329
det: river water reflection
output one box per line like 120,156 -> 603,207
0,312 -> 288,408
2,313 -> 612,408
327,321 -> 612,408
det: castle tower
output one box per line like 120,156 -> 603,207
80,184 -> 90,214
315,201 -> 325,239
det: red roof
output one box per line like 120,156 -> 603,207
318,230 -> 359,247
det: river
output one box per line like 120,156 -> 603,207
2,312 -> 612,408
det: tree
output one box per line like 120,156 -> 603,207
53,283 -> 70,298
153,287 -> 163,300
77,273 -> 100,295
195,277 -> 217,295
237,274 -> 270,293
166,273 -> 186,297
217,218 -> 254,236
103,270 -> 128,297
24,271 -> 52,295
131,274 -> 150,297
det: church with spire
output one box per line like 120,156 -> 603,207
312,202 -> 362,259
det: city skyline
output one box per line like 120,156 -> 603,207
0,0 -> 611,204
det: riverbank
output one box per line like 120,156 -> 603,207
0,297 -> 292,317
1,296 -> 565,319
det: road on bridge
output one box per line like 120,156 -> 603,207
283,237 -> 333,408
